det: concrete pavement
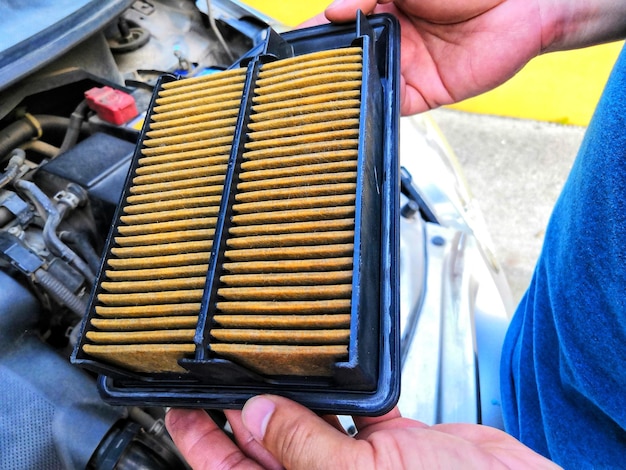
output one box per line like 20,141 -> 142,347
429,109 -> 585,304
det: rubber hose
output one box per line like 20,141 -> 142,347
20,140 -> 60,159
14,180 -> 95,285
0,115 -> 90,160
0,148 -> 26,189
59,101 -> 90,154
59,231 -> 101,273
34,268 -> 88,317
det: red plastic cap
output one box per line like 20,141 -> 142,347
84,86 -> 138,125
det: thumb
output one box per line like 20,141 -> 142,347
325,0 -> 379,22
242,395 -> 368,469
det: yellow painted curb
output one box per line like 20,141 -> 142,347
240,0 -> 332,27
449,42 -> 623,126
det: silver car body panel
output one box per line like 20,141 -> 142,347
398,114 -> 513,428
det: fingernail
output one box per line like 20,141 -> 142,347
242,396 -> 276,441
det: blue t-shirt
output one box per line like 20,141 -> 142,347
500,45 -> 626,467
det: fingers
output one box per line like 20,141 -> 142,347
242,395 -> 370,469
352,405 -> 402,431
298,11 -> 330,28
166,408 -> 262,470
353,407 -> 430,440
225,410 -> 284,470
431,423 -> 562,469
325,0 -> 380,22
389,0 -> 507,24
321,414 -> 348,433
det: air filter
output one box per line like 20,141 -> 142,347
72,12 -> 400,415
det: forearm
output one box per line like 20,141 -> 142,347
541,0 -> 626,52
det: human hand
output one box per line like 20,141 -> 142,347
305,0 -> 626,115
166,394 -> 560,469
302,0 -> 542,115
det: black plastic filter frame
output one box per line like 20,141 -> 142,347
71,12 -> 400,416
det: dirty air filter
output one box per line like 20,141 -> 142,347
72,12 -> 400,415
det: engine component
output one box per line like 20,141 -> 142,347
85,87 -> 139,125
14,179 -> 95,284
35,132 -> 135,229
0,114 -> 90,160
0,149 -> 26,189
107,18 -> 151,54
0,270 -> 123,469
73,13 -> 400,416
90,421 -> 186,469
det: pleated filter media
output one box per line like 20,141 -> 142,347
73,14 -> 400,415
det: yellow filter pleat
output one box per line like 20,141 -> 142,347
128,175 -> 225,195
142,126 -> 235,148
105,264 -> 209,281
82,344 -> 196,374
233,194 -> 356,214
257,55 -> 361,80
248,108 -> 360,132
254,73 -> 362,96
219,270 -> 353,287
251,90 -> 361,114
234,183 -> 357,203
208,47 -> 363,377
101,277 -> 206,293
114,228 -> 215,247
253,82 -> 362,106
148,109 -> 238,130
95,303 -> 202,318
159,68 -> 244,92
226,231 -> 355,250
146,116 -> 237,139
153,90 -> 242,114
209,344 -> 348,377
149,99 -> 241,123
236,171 -> 357,192
217,285 -> 352,301
116,217 -> 217,236
210,329 -> 350,344
213,314 -> 351,329
250,99 -> 360,123
222,257 -> 354,274
216,299 -> 351,314
258,47 -> 361,73
227,219 -> 355,237
98,289 -> 205,306
140,136 -> 233,156
224,244 -> 355,262
126,186 -> 224,205
91,316 -> 199,331
110,240 -> 212,258
243,140 -> 359,162
256,63 -> 362,87
134,155 -> 229,176
120,206 -> 220,225
231,206 -> 356,226
83,68 -> 245,373
106,252 -> 210,270
83,46 -> 366,379
86,329 -> 196,344
155,82 -> 244,106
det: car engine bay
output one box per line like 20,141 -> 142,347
0,1 -> 258,467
